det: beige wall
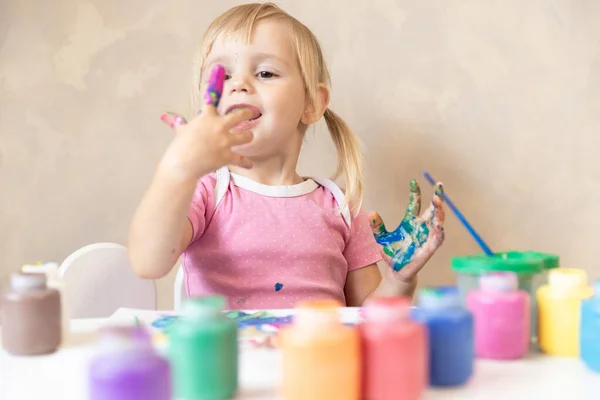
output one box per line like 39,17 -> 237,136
2,0 -> 599,310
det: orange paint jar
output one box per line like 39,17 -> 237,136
280,299 -> 360,400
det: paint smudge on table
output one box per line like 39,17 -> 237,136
149,308 -> 364,349
149,311 -> 294,348
151,314 -> 179,330
150,311 -> 294,330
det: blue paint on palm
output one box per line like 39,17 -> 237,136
391,242 -> 416,272
373,217 -> 429,272
274,282 -> 284,292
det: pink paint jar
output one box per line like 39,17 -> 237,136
466,271 -> 530,359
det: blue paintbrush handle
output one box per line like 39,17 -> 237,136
422,172 -> 494,256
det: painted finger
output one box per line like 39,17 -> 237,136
434,182 -> 445,203
420,201 -> 436,226
403,179 -> 422,220
203,64 -> 225,113
420,182 -> 444,224
431,194 -> 446,228
422,197 -> 445,250
430,224 -> 445,248
368,211 -> 389,239
160,112 -> 187,129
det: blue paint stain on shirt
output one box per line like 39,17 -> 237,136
274,282 -> 284,292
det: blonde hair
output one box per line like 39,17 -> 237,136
193,2 -> 364,213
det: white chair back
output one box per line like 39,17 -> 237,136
59,243 -> 156,318
173,263 -> 188,311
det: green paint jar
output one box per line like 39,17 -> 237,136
167,295 -> 238,399
451,251 -> 559,351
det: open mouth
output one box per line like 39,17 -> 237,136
225,104 -> 262,121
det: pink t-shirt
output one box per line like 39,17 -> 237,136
183,168 -> 382,309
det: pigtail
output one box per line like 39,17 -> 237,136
323,108 -> 364,215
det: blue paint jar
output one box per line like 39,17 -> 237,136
412,286 -> 474,387
581,280 -> 600,373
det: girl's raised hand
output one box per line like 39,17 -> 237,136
158,65 -> 254,180
369,180 -> 446,282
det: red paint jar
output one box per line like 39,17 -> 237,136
360,297 -> 427,400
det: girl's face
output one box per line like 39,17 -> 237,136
203,20 -> 309,159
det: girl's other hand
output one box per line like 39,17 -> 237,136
369,180 -> 446,282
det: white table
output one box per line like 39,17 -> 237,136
1,312 -> 599,400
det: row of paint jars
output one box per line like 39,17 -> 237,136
462,267 -> 600,368
281,293 -> 472,400
84,273 -> 600,400
453,250 -> 600,370
282,271 -> 600,400
86,293 -> 470,400
278,278 -> 548,400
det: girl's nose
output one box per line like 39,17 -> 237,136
228,73 -> 253,94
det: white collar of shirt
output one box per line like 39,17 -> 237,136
229,171 -> 318,198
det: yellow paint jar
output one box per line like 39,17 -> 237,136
537,268 -> 593,356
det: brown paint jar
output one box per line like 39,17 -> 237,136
1,272 -> 62,356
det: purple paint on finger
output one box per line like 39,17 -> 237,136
204,64 -> 225,107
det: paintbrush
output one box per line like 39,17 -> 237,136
422,171 -> 494,256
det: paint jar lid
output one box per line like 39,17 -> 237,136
11,272 -> 47,291
480,271 -> 518,293
548,268 -> 588,292
451,251 -> 552,275
21,262 -> 59,275
21,262 -> 61,286
418,286 -> 461,310
294,299 -> 341,329
363,297 -> 411,322
182,295 -> 226,321
96,326 -> 153,354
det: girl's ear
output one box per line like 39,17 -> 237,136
301,83 -> 330,124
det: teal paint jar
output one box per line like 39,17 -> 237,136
167,295 -> 238,399
451,251 -> 559,351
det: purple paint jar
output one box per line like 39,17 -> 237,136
88,326 -> 171,400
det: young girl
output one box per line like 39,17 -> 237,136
129,2 -> 446,309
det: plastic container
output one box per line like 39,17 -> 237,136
88,326 -> 171,400
452,251 -> 558,350
360,297 -> 427,400
581,280 -> 600,372
21,262 -> 69,343
281,299 -> 360,400
537,268 -> 593,356
167,295 -> 238,399
1,273 -> 62,356
466,272 -> 530,359
412,286 -> 474,387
